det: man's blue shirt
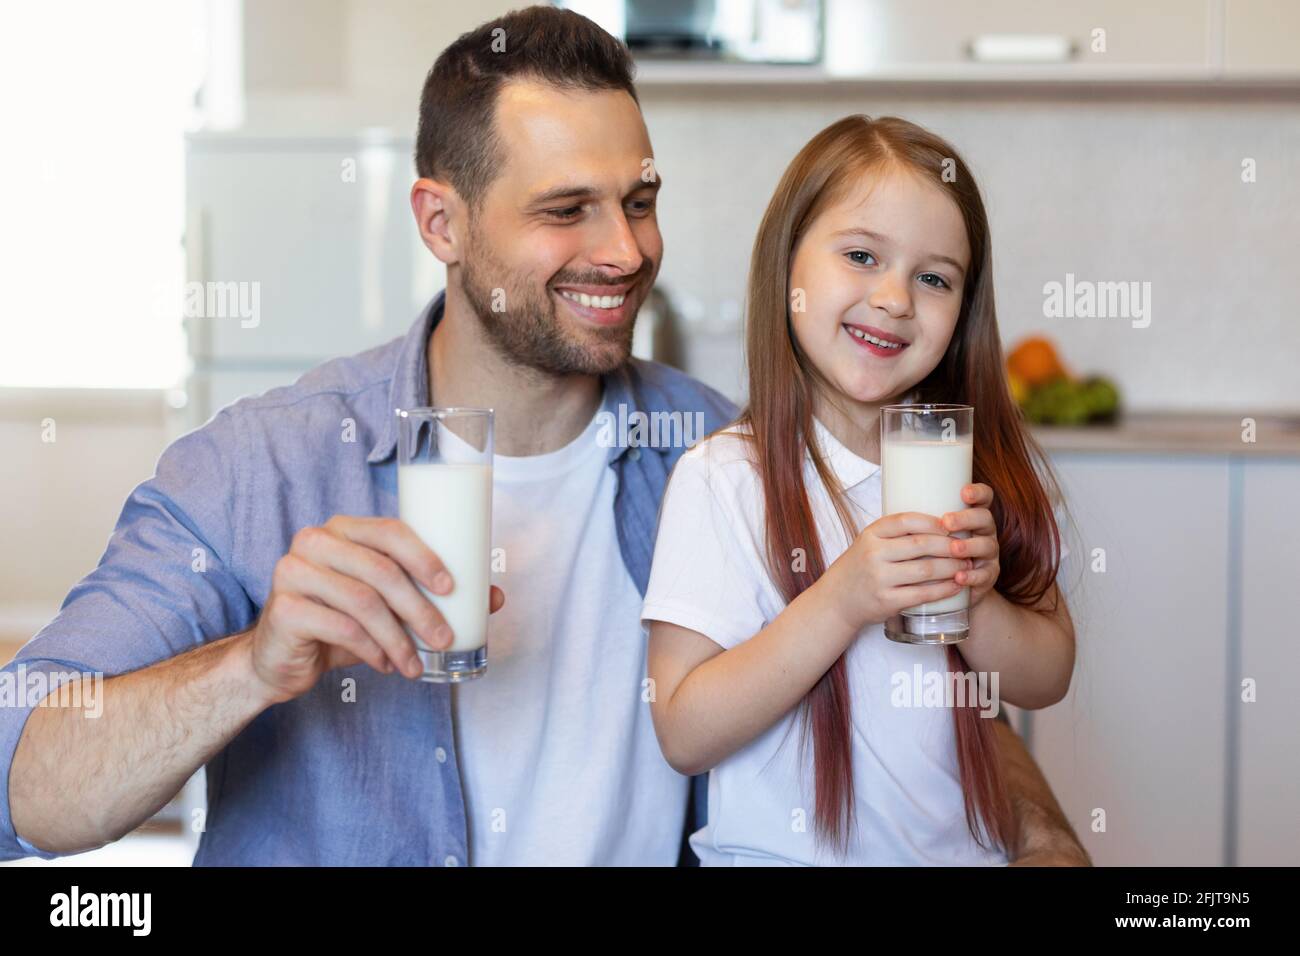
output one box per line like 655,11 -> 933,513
0,291 -> 737,864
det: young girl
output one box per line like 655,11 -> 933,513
641,115 -> 1075,866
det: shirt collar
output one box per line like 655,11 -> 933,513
368,290 -> 644,466
367,292 -> 443,465
809,414 -> 880,491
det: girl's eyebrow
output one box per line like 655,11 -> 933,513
831,226 -> 967,277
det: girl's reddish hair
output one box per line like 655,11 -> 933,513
736,115 -> 1068,855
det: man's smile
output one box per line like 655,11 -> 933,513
552,282 -> 637,326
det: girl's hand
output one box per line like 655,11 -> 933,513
943,483 -> 1000,608
818,511 -> 975,632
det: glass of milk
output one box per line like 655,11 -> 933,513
880,404 -> 973,645
396,407 -> 493,681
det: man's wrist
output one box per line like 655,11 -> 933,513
222,629 -> 289,710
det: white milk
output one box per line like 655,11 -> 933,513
397,462 -> 492,652
881,437 -> 972,615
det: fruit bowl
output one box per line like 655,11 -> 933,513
1006,336 -> 1122,426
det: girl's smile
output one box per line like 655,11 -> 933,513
842,321 -> 911,356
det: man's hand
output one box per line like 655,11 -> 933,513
246,515 -> 505,704
1009,843 -> 1092,867
993,718 -> 1092,867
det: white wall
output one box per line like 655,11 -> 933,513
0,391 -> 175,646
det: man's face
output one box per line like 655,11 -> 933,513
459,79 -> 662,376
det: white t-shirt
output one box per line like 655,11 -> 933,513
641,417 -> 1068,866
449,404 -> 688,865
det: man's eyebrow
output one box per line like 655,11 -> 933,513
527,176 -> 662,207
831,227 -> 966,276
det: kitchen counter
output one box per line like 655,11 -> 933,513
1029,411 -> 1300,456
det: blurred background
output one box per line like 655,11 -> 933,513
2,0 -> 1297,866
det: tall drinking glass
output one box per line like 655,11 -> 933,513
396,407 -> 493,681
880,404 -> 973,645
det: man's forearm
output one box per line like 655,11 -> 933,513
993,717 -> 1091,865
10,630 -> 274,854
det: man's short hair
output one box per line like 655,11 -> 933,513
415,5 -> 639,208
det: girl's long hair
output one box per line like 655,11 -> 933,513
737,115 -> 1067,855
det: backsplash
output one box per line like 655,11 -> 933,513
639,86 -> 1300,413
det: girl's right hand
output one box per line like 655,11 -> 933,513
817,512 -> 973,633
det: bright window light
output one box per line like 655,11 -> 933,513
0,1 -> 208,388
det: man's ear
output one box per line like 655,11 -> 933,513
411,178 -> 465,266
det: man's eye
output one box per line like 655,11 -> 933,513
919,273 -> 951,289
626,198 -> 656,216
546,206 -> 584,221
846,250 -> 876,265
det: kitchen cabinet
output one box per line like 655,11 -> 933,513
1027,446 -> 1300,866
1224,0 -> 1300,77
1237,459 -> 1300,865
825,0 -> 1217,81
1030,454 -> 1230,866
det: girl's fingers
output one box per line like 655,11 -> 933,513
957,560 -> 997,587
949,534 -> 998,559
885,533 -> 963,561
889,556 -> 971,587
943,506 -> 995,534
876,512 -> 949,539
963,482 -> 995,506
893,578 -> 965,605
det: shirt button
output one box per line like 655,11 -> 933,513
443,855 -> 459,867
628,446 -> 641,461
434,747 -> 447,764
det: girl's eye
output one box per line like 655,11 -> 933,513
919,273 -> 951,290
846,250 -> 876,266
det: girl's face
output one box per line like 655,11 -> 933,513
789,166 -> 970,411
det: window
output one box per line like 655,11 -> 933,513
0,1 -> 216,389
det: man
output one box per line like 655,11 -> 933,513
1,6 -> 1087,866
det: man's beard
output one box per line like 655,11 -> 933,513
460,229 -> 646,377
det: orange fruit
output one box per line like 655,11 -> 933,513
1007,336 -> 1069,387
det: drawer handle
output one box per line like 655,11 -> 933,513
967,34 -> 1077,63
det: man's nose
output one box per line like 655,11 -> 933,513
591,210 -> 644,276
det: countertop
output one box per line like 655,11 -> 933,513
1029,411 -> 1300,456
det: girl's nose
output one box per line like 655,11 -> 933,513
866,272 -> 913,318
